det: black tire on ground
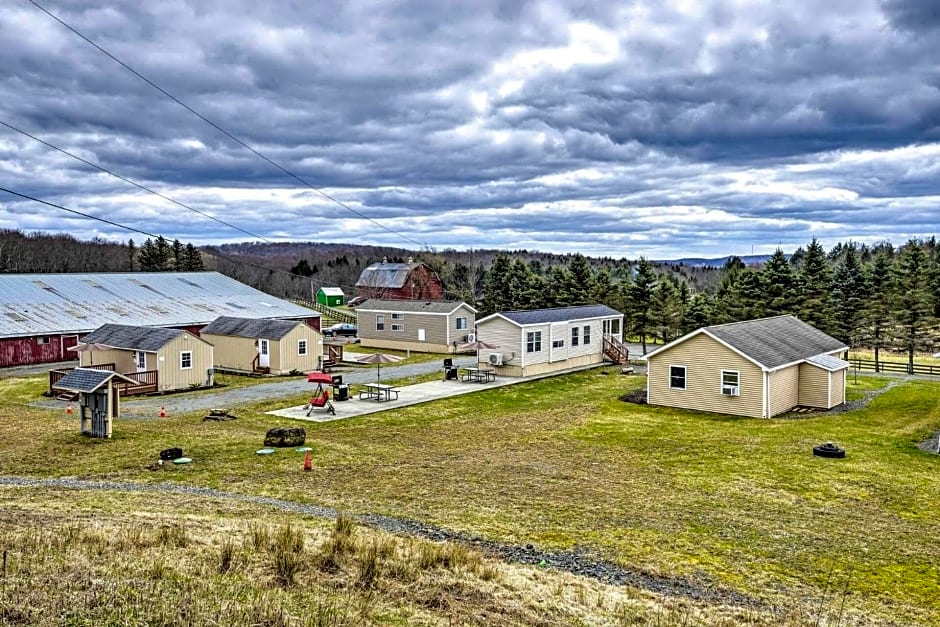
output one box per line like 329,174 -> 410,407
813,443 -> 846,459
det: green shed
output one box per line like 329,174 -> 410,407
316,287 -> 345,307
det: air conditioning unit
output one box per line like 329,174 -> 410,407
464,333 -> 476,343
722,385 -> 740,397
488,353 -> 503,366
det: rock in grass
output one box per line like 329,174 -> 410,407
264,427 -> 306,448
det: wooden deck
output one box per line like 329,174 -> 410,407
49,365 -> 159,397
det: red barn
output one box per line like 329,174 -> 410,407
355,259 -> 444,301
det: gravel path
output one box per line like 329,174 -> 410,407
31,356 -> 476,418
0,474 -> 759,608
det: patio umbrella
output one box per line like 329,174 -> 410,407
460,339 -> 499,363
356,352 -> 403,384
67,342 -> 113,365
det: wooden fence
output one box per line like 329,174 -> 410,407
849,358 -> 940,376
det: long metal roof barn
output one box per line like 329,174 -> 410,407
0,272 -> 317,338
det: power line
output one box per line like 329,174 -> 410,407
27,0 -> 429,250
0,184 -> 307,282
0,119 -> 273,243
0,186 -> 160,239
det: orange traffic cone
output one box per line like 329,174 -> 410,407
159,406 -> 166,418
303,450 -> 312,472
66,403 -> 73,415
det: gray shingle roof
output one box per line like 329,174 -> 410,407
80,324 -> 187,351
200,316 -> 305,340
705,316 -> 846,369
356,299 -> 473,314
355,263 -> 418,289
497,304 -> 622,326
0,271 -> 316,338
52,368 -> 133,393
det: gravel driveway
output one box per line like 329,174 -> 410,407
30,356 -> 476,418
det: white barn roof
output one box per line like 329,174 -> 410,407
0,272 -> 317,338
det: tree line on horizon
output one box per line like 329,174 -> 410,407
475,238 -> 938,370
1,228 -> 937,367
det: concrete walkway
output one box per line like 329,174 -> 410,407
268,375 -> 520,422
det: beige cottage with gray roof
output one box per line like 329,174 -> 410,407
356,299 -> 477,353
644,315 -> 848,418
200,316 -> 322,375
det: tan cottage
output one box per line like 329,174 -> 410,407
644,315 -> 848,418
356,299 -> 477,353
200,316 -> 322,375
474,304 -> 625,377
75,323 -> 214,392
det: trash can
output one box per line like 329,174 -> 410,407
331,375 -> 344,386
445,366 -> 458,380
334,384 -> 350,401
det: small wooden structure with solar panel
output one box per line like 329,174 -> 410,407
51,368 -> 139,438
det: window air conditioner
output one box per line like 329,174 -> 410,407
488,353 -> 503,366
722,385 -> 740,397
465,333 -> 476,343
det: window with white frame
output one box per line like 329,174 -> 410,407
391,312 -> 404,320
721,370 -> 740,396
583,325 -> 591,344
526,331 -> 542,353
571,327 -> 579,346
180,351 -> 193,370
391,323 -> 404,332
456,317 -> 468,330
376,314 -> 385,331
552,339 -> 564,348
669,365 -> 686,389
298,339 -> 308,356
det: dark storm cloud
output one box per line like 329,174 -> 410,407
1,0 -> 939,257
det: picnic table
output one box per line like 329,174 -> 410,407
460,367 -> 496,383
359,382 -> 400,402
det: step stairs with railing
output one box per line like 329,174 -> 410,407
602,334 -> 630,365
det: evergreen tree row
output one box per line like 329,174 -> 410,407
479,239 -> 940,369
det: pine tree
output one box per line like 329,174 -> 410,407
651,277 -> 683,343
893,241 -> 934,372
171,239 -> 184,270
566,254 -> 593,305
761,249 -> 798,316
830,244 -> 868,345
506,258 -> 534,309
182,244 -> 205,271
626,258 -> 656,353
127,239 -> 136,271
481,253 -> 512,315
683,292 -> 712,332
862,251 -> 895,371
799,238 -> 834,332
591,268 -> 615,307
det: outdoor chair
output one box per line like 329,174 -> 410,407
306,389 -> 335,416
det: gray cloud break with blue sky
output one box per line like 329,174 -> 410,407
0,0 -> 938,258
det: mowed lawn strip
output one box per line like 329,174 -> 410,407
1,370 -> 938,624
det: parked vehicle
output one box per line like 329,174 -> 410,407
323,322 -> 358,337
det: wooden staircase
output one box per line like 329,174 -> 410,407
603,334 -> 630,365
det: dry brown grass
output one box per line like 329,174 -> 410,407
0,488 -> 816,626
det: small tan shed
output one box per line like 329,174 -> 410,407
200,316 -> 322,375
76,324 -> 214,392
645,315 -> 848,418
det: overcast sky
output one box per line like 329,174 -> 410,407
0,0 -> 938,259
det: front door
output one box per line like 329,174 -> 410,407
135,351 -> 147,372
258,339 -> 270,368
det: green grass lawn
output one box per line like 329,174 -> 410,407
1,370 -> 938,624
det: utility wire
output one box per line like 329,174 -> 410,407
0,184 -> 308,281
27,0 -> 429,250
0,119 -> 273,243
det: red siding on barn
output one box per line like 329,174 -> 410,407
359,265 -> 444,301
0,335 -> 72,367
